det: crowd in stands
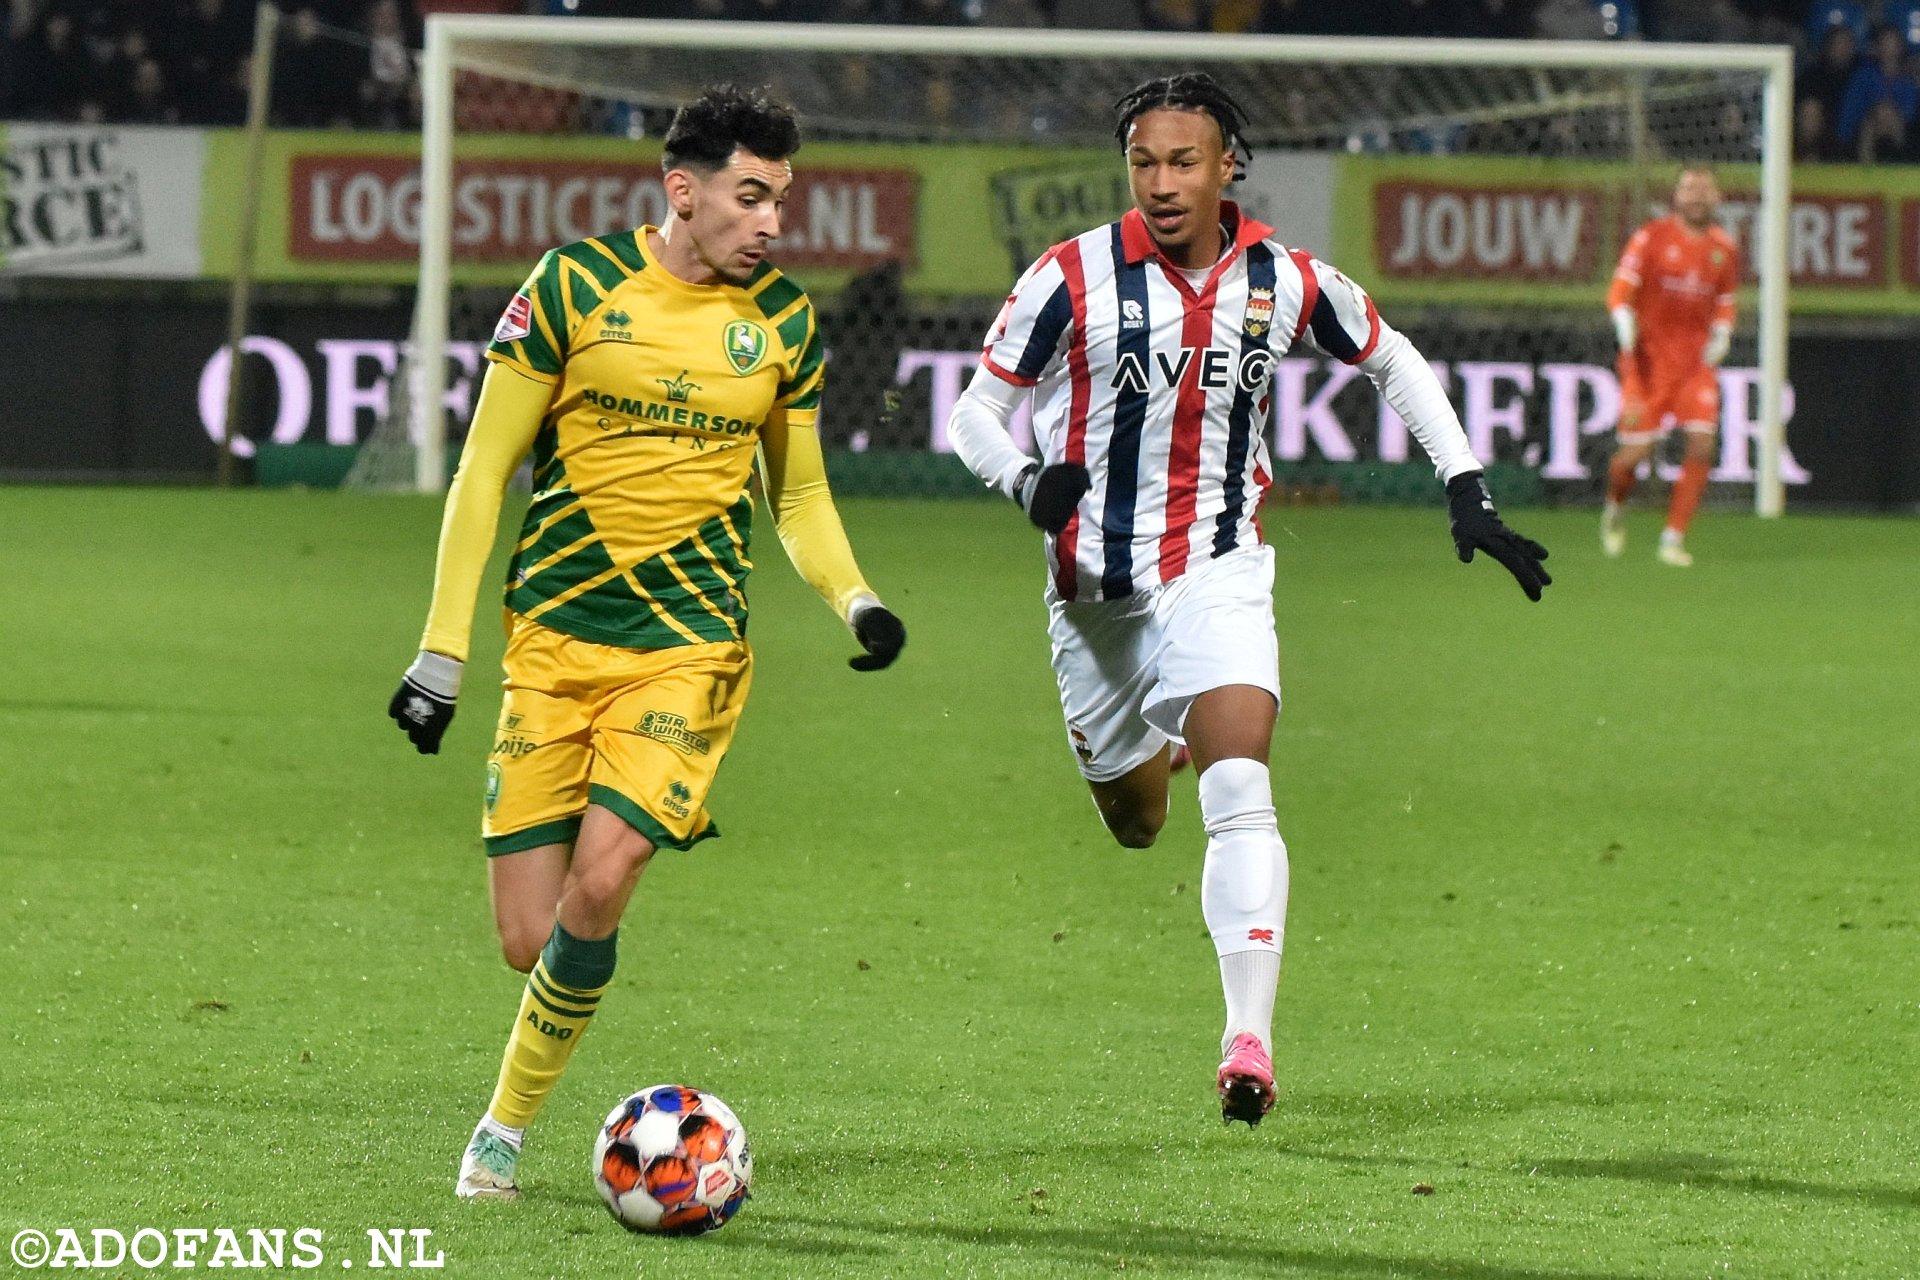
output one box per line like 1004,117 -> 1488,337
560,0 -> 1792,40
1,0 -> 422,126
7,0 -> 1920,164
1795,4 -> 1920,160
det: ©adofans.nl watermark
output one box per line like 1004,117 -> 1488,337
9,1228 -> 444,1271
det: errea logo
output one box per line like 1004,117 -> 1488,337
601,309 -> 634,340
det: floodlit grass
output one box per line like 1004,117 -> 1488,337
2,489 -> 1915,1277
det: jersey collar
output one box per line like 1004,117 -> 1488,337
1119,200 -> 1274,270
639,223 -> 752,293
1666,212 -> 1717,241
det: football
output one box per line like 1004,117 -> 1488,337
592,1085 -> 752,1235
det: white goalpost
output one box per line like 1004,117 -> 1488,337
387,16 -> 1792,516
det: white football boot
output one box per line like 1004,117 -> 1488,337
1601,502 -> 1626,559
1657,530 -> 1693,567
456,1124 -> 522,1200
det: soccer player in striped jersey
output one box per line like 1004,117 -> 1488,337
948,73 -> 1549,1127
385,85 -> 906,1199
1602,166 -> 1740,567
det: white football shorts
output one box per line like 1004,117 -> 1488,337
1045,543 -> 1281,782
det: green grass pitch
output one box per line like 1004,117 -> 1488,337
2,489 -> 1916,1277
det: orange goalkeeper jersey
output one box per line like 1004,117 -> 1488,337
1607,215 -> 1739,367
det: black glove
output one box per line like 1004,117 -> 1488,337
1445,471 -> 1552,602
388,651 -> 461,754
1014,462 -> 1091,535
848,602 -> 906,672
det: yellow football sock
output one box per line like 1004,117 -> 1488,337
485,923 -> 615,1131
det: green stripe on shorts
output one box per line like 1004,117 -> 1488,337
484,815 -> 583,857
588,784 -> 718,852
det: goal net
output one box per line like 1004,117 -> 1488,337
354,19 -> 1792,514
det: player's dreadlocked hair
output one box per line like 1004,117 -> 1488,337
1113,73 -> 1252,179
662,84 -> 801,173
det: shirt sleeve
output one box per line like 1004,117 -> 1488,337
1357,324 -> 1482,483
418,363 -> 551,661
1713,237 -> 1740,328
1287,251 -> 1381,366
758,406 -> 875,624
1605,226 -> 1651,314
1290,252 -> 1479,483
1607,225 -> 1651,312
947,366 -> 1035,499
979,248 -> 1074,387
484,250 -> 571,384
774,301 -> 825,430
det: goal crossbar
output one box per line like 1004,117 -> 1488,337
431,17 -> 1792,71
413,15 -> 1793,515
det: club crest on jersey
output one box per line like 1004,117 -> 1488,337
723,319 -> 769,375
1243,287 -> 1275,337
494,293 -> 532,343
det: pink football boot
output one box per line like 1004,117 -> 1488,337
1216,1032 -> 1275,1127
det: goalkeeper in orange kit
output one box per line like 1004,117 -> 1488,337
1602,166 -> 1740,568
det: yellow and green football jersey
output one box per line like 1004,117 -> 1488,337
484,227 -> 825,651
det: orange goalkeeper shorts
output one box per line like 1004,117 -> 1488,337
1617,353 -> 1719,442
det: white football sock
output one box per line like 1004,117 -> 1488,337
1199,758 -> 1289,1054
1218,949 -> 1280,1057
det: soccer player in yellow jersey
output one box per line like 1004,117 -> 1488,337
384,85 -> 906,1200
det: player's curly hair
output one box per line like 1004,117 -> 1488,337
1113,72 -> 1251,178
662,84 -> 801,173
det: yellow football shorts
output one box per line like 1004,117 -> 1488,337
482,612 -> 752,857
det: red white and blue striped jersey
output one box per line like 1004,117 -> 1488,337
980,202 -> 1382,603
